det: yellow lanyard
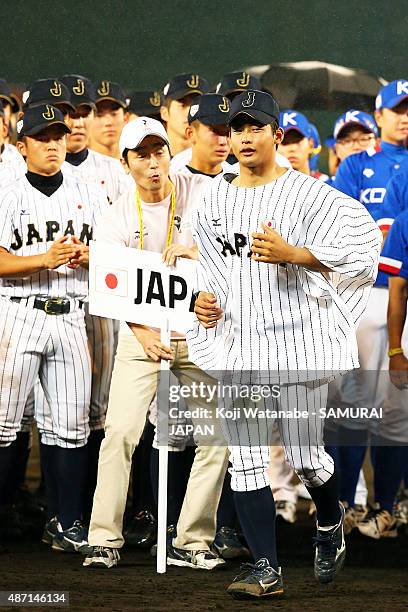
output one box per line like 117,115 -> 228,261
135,181 -> 176,250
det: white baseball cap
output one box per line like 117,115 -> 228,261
119,116 -> 170,156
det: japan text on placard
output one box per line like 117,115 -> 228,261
88,242 -> 197,333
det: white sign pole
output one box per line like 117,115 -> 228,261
156,316 -> 170,574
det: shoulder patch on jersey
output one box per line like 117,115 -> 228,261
363,168 -> 374,178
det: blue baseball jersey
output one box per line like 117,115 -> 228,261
381,161 -> 408,222
333,142 -> 408,287
333,142 -> 408,222
379,209 -> 408,280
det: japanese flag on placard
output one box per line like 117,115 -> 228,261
95,266 -> 128,297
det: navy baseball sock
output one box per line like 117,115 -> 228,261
0,441 -> 19,505
371,441 -> 406,513
150,447 -> 193,526
233,486 -> 278,570
40,443 -> 58,520
2,432 -> 31,504
57,446 -> 87,530
306,472 -> 341,527
132,421 -> 155,514
216,469 -> 237,530
338,445 -> 367,507
84,429 -> 105,522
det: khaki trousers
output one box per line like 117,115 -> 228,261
88,331 -> 228,550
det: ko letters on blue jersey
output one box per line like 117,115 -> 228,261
333,142 -> 408,225
333,142 -> 408,287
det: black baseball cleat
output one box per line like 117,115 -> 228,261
52,520 -> 91,554
42,516 -> 62,545
213,526 -> 250,559
313,502 -> 346,584
124,509 -> 156,549
227,558 -> 284,599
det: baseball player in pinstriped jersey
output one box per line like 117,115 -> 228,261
0,104 -> 105,554
28,76 -> 132,521
187,90 -> 382,598
89,80 -> 127,160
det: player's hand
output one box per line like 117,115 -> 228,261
66,236 -> 89,269
42,236 -> 79,270
194,292 -> 223,328
389,353 -> 408,389
251,224 -> 296,264
162,244 -> 198,266
133,328 -> 174,362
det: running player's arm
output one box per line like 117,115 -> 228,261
251,224 -> 331,271
296,186 -> 383,328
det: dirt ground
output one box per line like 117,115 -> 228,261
1,518 -> 407,612
1,433 -> 407,611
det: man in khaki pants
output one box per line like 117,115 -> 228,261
83,117 -> 229,570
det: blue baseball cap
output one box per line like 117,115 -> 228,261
375,80 -> 408,110
279,110 -> 312,138
333,110 -> 378,139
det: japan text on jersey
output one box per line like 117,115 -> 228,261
0,174 -> 105,299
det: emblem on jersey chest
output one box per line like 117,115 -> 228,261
134,227 -> 149,240
174,215 -> 182,231
363,168 -> 374,178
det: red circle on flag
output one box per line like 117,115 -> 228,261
105,273 -> 118,289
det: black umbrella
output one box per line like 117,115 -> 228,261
244,61 -> 387,112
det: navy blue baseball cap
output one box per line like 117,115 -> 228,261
162,73 -> 209,100
95,80 -> 127,108
0,79 -> 20,113
333,110 -> 378,139
22,79 -> 75,113
16,104 -> 71,137
279,110 -> 312,138
188,94 -> 230,125
229,90 -> 279,125
60,75 -> 96,110
215,71 -> 262,97
126,91 -> 162,117
375,79 -> 408,110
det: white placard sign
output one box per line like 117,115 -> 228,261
89,242 -> 197,333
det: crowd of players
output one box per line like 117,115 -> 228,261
0,70 -> 407,575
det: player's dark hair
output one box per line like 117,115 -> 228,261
122,148 -> 129,164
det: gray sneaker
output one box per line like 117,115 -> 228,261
83,546 -> 120,568
167,542 -> 226,570
227,558 -> 284,599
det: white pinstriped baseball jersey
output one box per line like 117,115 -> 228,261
0,174 -> 106,299
62,149 -> 132,203
0,162 -> 25,189
186,169 -> 382,377
1,143 -> 26,168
